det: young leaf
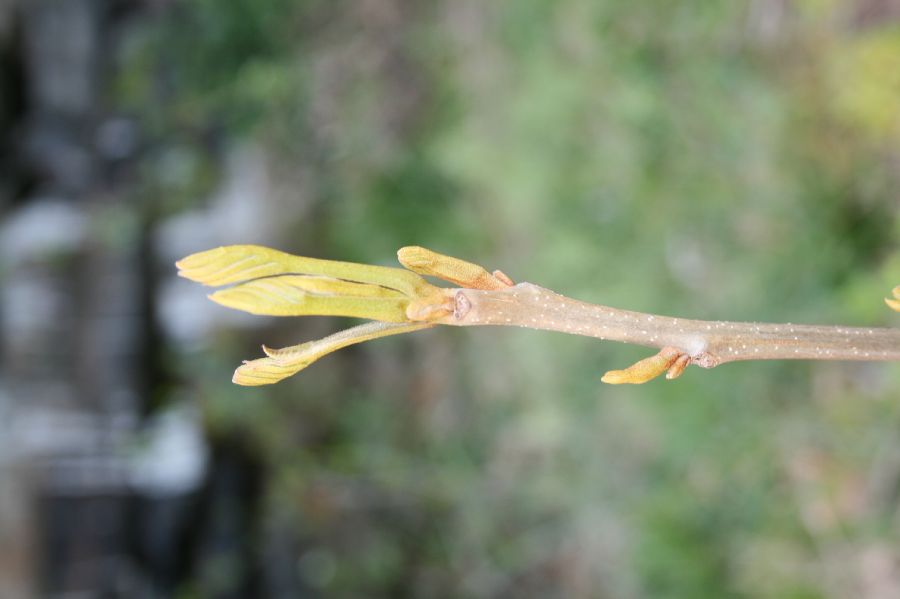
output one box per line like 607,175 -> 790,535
232,357 -> 304,386
178,245 -> 433,296
232,321 -> 433,385
208,275 -> 410,321
886,286 -> 900,312
397,246 -> 513,290
601,347 -> 685,384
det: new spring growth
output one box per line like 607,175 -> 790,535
177,245 -> 900,386
886,286 -> 900,312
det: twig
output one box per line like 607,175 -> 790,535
176,245 -> 900,386
433,283 -> 900,381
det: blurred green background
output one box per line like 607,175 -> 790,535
1,0 -> 900,597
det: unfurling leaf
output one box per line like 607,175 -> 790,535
233,322 -> 434,386
398,246 -> 513,290
208,275 -> 410,321
177,245 -> 452,386
177,245 -> 432,296
886,286 -> 900,312
231,357 -> 305,387
601,347 -> 685,384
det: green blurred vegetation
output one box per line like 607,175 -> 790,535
126,1 -> 900,597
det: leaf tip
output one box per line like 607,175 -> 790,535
600,370 -> 629,384
397,246 -> 430,269
397,246 -> 511,290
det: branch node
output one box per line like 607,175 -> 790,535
691,352 -> 720,369
454,290 -> 472,320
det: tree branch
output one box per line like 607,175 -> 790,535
435,283 -> 900,365
177,245 -> 900,386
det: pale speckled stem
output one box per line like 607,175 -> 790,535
436,283 -> 900,368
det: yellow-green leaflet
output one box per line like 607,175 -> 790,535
208,275 -> 410,321
887,286 -> 900,312
233,321 -> 433,385
177,245 -> 432,297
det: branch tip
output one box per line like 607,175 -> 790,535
174,245 -> 900,387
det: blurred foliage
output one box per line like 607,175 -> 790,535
122,0 -> 900,597
827,25 -> 900,145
